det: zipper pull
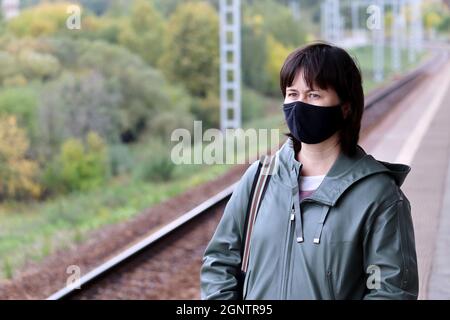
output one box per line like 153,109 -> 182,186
290,208 -> 295,221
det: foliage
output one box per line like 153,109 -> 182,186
242,87 -> 266,123
265,35 -> 292,96
159,2 -> 219,98
37,70 -> 121,160
118,0 -> 165,67
7,2 -> 73,37
43,132 -> 109,193
132,140 -> 175,182
0,86 -> 38,143
244,0 -> 306,49
0,40 -> 61,84
0,116 -> 41,200
108,143 -> 133,176
145,84 -> 196,144
241,13 -> 272,94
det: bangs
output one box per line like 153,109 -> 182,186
280,43 -> 343,98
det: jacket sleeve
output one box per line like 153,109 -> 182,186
362,194 -> 419,300
200,161 -> 260,300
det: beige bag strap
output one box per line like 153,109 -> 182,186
241,154 -> 275,273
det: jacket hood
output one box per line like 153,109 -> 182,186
275,138 -> 411,206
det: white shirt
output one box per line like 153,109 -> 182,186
299,174 -> 326,191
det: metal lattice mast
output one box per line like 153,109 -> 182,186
399,0 -> 408,50
321,0 -> 342,44
332,0 -> 342,42
373,0 -> 385,82
321,1 -> 330,41
391,0 -> 401,71
1,0 -> 20,20
408,0 -> 423,63
342,0 -> 421,80
219,0 -> 242,132
351,0 -> 360,38
290,0 -> 301,21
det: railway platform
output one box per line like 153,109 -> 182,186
360,54 -> 450,299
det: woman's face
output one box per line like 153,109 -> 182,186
284,70 -> 341,107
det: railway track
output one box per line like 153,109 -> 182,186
46,51 -> 447,300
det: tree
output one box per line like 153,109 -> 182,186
159,2 -> 219,98
46,132 -> 109,193
150,0 -> 185,17
241,0 -> 307,96
242,13 -> 271,94
245,0 -> 306,48
38,71 -> 122,160
265,35 -> 292,96
147,85 -> 194,139
79,0 -> 111,15
7,2 -> 71,37
0,38 -> 61,84
75,40 -> 171,140
118,0 -> 165,67
18,50 -> 60,81
0,51 -> 22,85
0,86 -> 38,146
0,116 -> 41,200
47,38 -> 193,142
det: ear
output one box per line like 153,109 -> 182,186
341,103 -> 351,119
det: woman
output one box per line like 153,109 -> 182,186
200,43 -> 418,300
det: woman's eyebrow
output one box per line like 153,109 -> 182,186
306,87 -> 323,92
287,87 -> 322,93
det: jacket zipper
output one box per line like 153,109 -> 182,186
326,270 -> 335,300
281,205 -> 296,299
242,269 -> 251,299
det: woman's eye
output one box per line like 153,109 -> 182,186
288,93 -> 297,97
309,93 -> 320,99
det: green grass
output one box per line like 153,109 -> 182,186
0,163 -> 233,279
0,45 -> 428,280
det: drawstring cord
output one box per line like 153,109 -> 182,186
313,205 -> 331,244
290,163 -> 331,244
293,199 -> 304,243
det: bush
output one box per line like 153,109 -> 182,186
133,141 -> 175,182
43,132 -> 109,194
159,2 -> 219,98
108,143 -> 133,176
190,92 -> 220,129
0,86 -> 38,143
18,50 -> 60,81
0,49 -> 60,84
118,0 -> 165,66
37,71 -> 121,160
146,85 -> 194,140
0,116 -> 41,200
72,39 -> 174,140
7,2 -> 71,37
242,87 -> 266,124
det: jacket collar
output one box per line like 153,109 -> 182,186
277,138 -> 411,206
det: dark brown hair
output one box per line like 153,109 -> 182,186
279,42 -> 364,156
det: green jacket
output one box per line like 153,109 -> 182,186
200,139 -> 418,300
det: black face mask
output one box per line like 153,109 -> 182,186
283,100 -> 344,144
